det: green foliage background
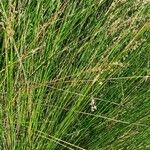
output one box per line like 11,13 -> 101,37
0,0 -> 150,149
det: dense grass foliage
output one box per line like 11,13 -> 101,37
0,0 -> 150,149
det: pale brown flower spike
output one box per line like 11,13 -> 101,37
90,97 -> 97,112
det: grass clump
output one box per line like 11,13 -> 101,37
0,0 -> 150,149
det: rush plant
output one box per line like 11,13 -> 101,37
0,0 -> 150,149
